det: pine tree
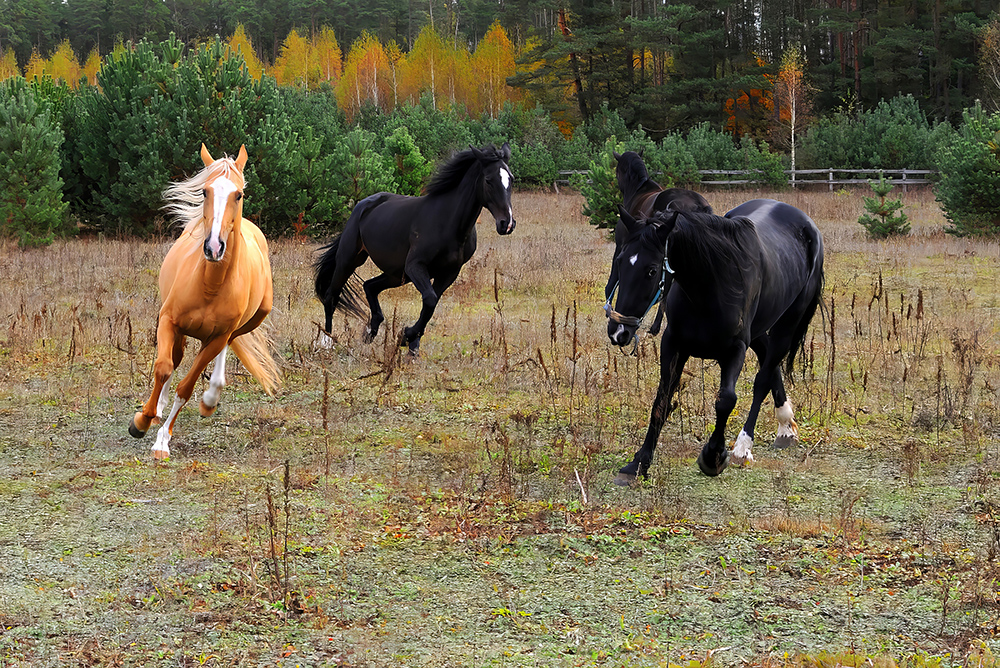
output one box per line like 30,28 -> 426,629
572,136 -> 622,229
0,77 -> 70,246
858,175 -> 910,238
383,126 -> 431,196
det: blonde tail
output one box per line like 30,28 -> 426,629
230,327 -> 281,396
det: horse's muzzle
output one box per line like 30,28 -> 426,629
608,320 -> 637,347
203,238 -> 225,262
496,218 -> 516,235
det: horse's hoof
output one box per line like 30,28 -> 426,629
128,418 -> 146,439
697,448 -> 730,477
613,472 -> 638,487
129,413 -> 149,439
199,401 -> 217,418
773,435 -> 797,450
152,447 -> 170,461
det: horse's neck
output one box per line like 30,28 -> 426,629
201,220 -> 244,293
668,219 -> 757,309
447,169 -> 486,232
624,179 -> 660,212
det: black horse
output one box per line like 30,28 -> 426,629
315,143 -> 515,354
606,199 -> 824,483
606,150 -> 712,335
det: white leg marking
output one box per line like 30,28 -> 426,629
775,400 -> 798,439
152,395 -> 187,460
156,374 -> 172,418
201,346 -> 228,409
317,330 -> 334,350
731,430 -> 755,466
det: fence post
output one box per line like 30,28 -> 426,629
829,169 -> 833,192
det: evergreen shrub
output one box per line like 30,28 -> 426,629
0,77 -> 70,246
935,104 -> 1000,236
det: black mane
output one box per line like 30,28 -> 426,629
654,211 -> 760,300
424,144 -> 505,197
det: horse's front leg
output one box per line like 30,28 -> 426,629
400,261 -> 445,355
131,316 -> 183,438
361,272 -> 402,343
615,338 -> 688,486
697,342 -> 747,477
151,335 -> 229,460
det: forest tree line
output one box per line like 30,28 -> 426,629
2,0 -> 1000,133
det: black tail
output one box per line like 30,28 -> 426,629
784,230 -> 825,378
313,234 -> 367,324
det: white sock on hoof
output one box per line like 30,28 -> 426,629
316,330 -> 334,350
776,400 -> 798,439
731,430 -> 755,465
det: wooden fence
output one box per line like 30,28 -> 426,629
556,168 -> 937,191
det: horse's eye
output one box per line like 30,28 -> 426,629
235,192 -> 243,202
648,267 -> 658,278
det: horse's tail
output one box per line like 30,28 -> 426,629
230,327 -> 281,396
314,195 -> 390,322
313,234 -> 367,322
784,226 -> 825,379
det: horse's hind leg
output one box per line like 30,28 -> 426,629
131,317 -> 183,438
734,336 -> 796,466
318,232 -> 368,336
362,272 -> 403,343
199,346 -> 228,417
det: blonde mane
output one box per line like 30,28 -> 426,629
162,156 -> 245,235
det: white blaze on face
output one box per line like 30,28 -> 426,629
207,175 -> 238,258
500,166 -> 513,230
629,254 -> 638,266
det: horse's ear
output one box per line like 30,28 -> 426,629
235,144 -> 248,172
653,210 -> 679,244
638,146 -> 645,158
200,143 -> 215,167
500,141 -> 511,162
470,145 -> 484,161
613,150 -> 622,162
619,205 -> 639,234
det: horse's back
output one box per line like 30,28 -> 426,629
724,199 -> 823,332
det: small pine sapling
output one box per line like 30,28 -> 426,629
571,136 -> 621,229
858,175 -> 910,238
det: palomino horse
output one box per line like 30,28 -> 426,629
605,150 -> 713,336
314,143 -> 515,354
606,201 -> 824,483
129,144 -> 280,459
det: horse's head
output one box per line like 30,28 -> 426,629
198,143 -> 248,262
473,142 -> 516,235
606,207 -> 678,347
613,150 -> 650,197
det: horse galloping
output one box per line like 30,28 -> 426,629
129,144 -> 280,460
314,143 -> 515,354
605,199 -> 824,484
606,150 -> 713,335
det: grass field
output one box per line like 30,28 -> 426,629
3,188 -> 1000,667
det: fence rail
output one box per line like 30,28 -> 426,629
556,168 -> 937,190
